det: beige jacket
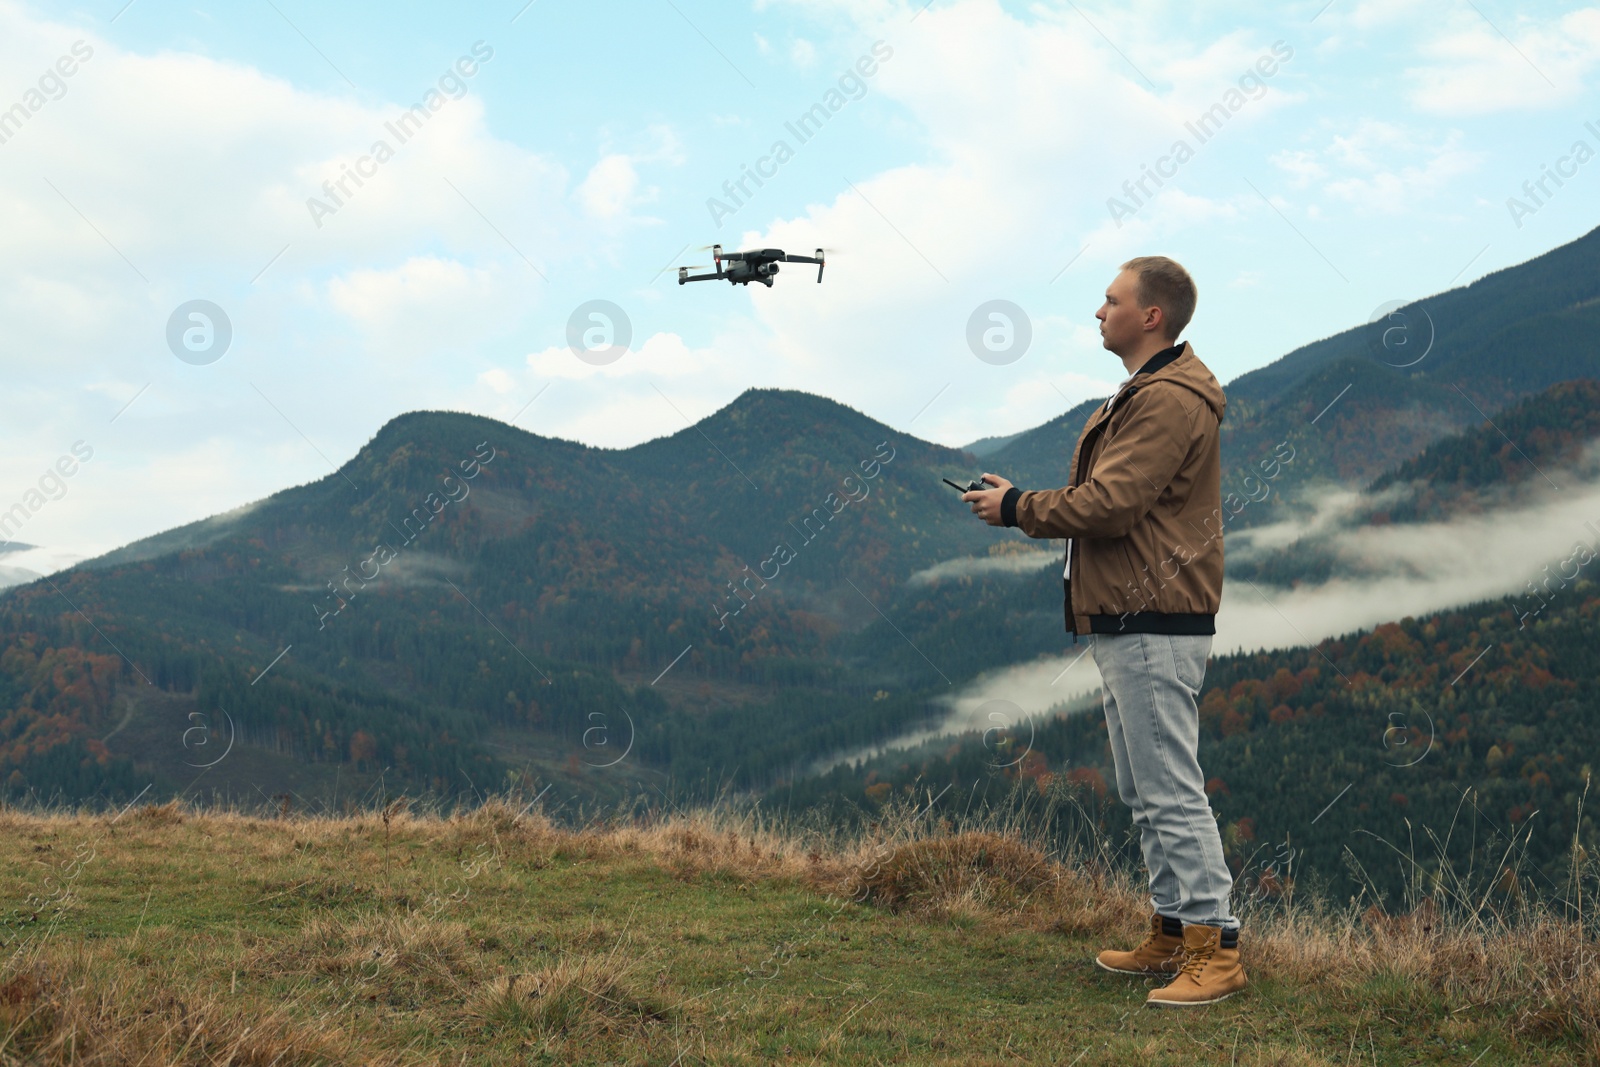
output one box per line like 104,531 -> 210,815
1001,342 -> 1227,639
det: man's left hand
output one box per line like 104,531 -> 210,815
961,473 -> 1014,526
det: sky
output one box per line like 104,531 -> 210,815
2,0 -> 1599,574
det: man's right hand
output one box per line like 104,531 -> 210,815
962,473 -> 1015,525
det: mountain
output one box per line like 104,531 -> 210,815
0,392 -> 1044,810
4,226 -> 1600,871
1224,229 -> 1600,410
958,430 -> 1025,457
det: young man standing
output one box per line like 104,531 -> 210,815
962,256 -> 1244,1007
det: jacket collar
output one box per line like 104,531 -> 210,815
1100,340 -> 1188,417
1131,339 -> 1187,379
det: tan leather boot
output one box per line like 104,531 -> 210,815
1146,922 -> 1247,1006
1095,913 -> 1186,976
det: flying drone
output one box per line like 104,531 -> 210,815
677,245 -> 825,287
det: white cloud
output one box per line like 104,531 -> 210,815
520,329 -> 717,382
478,367 -> 516,395
577,153 -> 652,220
0,5 -> 605,557
1271,148 -> 1326,188
327,256 -> 507,360
907,548 -> 1057,585
1337,0 -> 1433,30
1404,7 -> 1600,115
574,125 -> 685,223
1323,123 -> 1483,212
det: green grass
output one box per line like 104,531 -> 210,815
0,795 -> 1594,1065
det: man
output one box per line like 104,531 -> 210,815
962,256 -> 1244,1007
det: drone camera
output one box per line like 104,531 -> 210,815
674,243 -> 824,289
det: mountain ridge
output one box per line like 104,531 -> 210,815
3,224 -> 1600,838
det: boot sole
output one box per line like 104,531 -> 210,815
1094,958 -> 1178,977
1146,987 -> 1244,1007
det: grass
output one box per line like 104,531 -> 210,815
0,785 -> 1595,1066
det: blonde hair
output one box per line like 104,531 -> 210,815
1120,256 -> 1197,340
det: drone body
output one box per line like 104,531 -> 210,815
678,245 -> 825,287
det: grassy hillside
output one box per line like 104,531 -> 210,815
2,790 -> 1597,1065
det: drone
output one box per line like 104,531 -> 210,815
677,245 -> 825,287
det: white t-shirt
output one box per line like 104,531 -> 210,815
1102,372 -> 1139,415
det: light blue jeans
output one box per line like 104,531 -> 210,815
1090,631 -> 1239,931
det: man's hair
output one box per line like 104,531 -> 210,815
1120,256 -> 1197,340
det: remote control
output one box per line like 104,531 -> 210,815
943,476 -> 994,493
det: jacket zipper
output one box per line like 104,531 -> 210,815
1068,404 -> 1116,631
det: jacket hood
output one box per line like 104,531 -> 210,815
1133,341 -> 1226,424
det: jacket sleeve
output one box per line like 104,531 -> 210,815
1010,386 -> 1196,540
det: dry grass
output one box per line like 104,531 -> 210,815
829,826 -> 1155,942
462,942 -> 669,1039
811,787 -> 1600,1057
0,785 -> 1597,1063
0,954 -> 379,1066
245,911 -> 483,1001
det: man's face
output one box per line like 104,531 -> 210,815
1095,269 -> 1160,356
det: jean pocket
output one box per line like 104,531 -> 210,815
1172,637 -> 1209,694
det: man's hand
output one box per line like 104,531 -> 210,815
961,473 -> 1014,526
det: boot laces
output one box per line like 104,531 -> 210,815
1138,923 -> 1175,955
1178,942 -> 1215,980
